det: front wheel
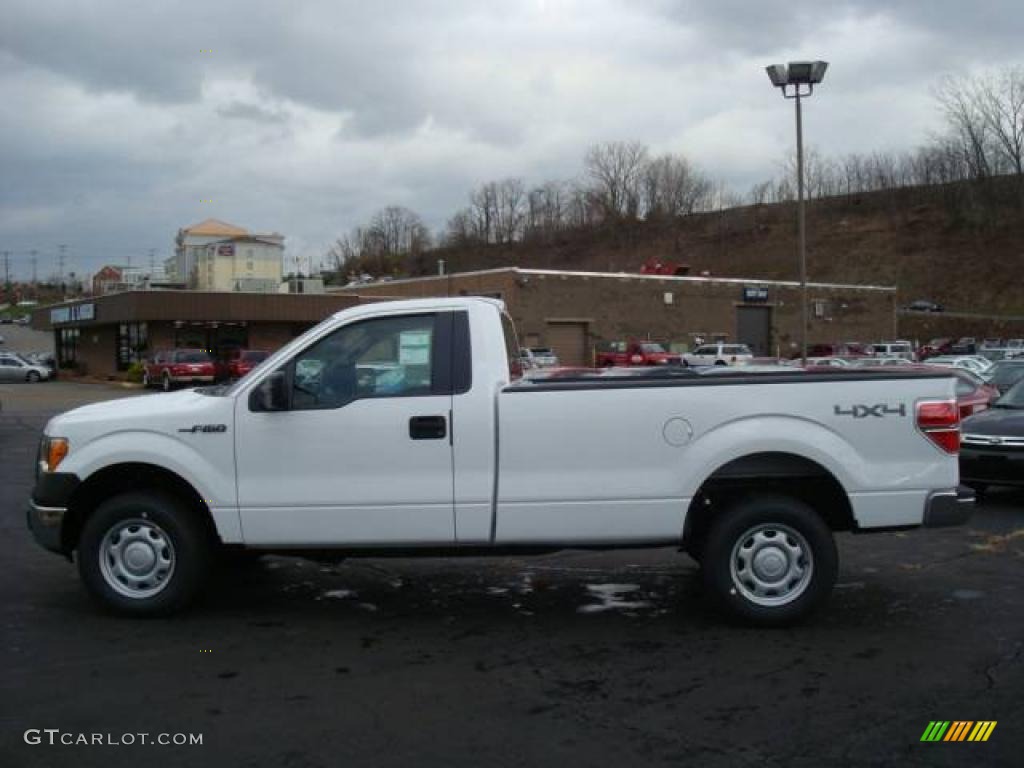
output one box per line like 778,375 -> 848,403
701,494 -> 837,626
77,491 -> 212,616
26,371 -> 41,382
162,373 -> 172,392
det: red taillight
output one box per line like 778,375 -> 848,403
916,400 -> 960,454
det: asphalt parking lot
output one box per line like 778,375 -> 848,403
1,382 -> 1022,767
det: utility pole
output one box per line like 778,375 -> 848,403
2,250 -> 9,287
30,251 -> 38,284
57,244 -> 67,287
148,249 -> 156,273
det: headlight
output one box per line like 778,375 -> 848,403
38,436 -> 69,474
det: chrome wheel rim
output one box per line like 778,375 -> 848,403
98,518 -> 176,599
729,523 -> 813,607
162,375 -> 170,391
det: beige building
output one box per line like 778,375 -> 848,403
169,218 -> 284,292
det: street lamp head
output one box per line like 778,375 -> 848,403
765,60 -> 829,88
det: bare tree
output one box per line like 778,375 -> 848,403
642,153 -> 713,218
584,141 -> 650,221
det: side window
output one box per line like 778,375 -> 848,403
290,314 -> 438,410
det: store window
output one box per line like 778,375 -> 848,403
116,322 -> 149,370
57,327 -> 79,367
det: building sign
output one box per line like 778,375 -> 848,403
217,244 -> 235,257
50,303 -> 96,325
742,286 -> 769,303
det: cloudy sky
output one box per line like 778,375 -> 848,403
1,0 -> 1022,280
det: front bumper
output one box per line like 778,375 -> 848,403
923,485 -> 975,528
27,471 -> 80,555
960,446 -> 1024,487
27,500 -> 67,553
171,375 -> 214,384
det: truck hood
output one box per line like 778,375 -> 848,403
45,389 -> 233,439
961,406 -> 1024,437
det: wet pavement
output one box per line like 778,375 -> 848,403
1,382 -> 1021,767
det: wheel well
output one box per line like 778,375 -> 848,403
64,463 -> 220,551
684,452 -> 855,551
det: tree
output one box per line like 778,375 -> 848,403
583,141 -> 649,221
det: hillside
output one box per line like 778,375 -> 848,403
419,184 -> 1024,316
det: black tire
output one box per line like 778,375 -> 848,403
162,373 -> 172,392
701,494 -> 837,627
77,491 -> 213,617
26,370 -> 41,382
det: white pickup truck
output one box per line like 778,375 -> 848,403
28,297 -> 973,624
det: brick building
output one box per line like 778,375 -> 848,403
332,268 -> 900,365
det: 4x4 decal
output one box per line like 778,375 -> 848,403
834,404 -> 907,419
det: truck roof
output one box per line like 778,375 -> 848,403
332,295 -> 506,321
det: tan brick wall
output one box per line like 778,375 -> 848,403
341,270 -> 896,359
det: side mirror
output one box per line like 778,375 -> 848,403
249,370 -> 288,412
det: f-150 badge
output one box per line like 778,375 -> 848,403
177,424 -> 228,433
833,404 -> 907,419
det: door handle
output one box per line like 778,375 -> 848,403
409,415 -> 447,440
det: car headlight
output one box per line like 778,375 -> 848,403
38,436 -> 69,475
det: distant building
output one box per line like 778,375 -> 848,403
171,219 -> 284,292
91,264 -> 174,295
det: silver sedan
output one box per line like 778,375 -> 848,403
0,354 -> 51,382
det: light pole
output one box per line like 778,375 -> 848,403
766,60 -> 828,365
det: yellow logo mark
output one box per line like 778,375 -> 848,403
921,721 -> 997,742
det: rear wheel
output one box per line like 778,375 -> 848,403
26,370 -> 41,382
77,491 -> 212,616
701,494 -> 837,626
162,373 -> 172,392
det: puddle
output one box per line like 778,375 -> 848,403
578,583 -> 651,614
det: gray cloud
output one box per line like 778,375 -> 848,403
1,0 -> 1023,278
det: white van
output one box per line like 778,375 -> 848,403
871,341 -> 915,361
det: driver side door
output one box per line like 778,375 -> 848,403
235,312 -> 456,547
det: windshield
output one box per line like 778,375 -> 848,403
530,348 -> 553,355
996,380 -> 1024,408
640,343 -> 666,353
991,364 -> 1024,388
175,351 -> 211,363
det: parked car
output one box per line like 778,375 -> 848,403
218,349 -> 271,381
924,355 -> 992,379
853,357 -> 913,367
143,348 -> 216,391
518,347 -> 559,370
907,300 -> 943,312
596,340 -> 681,367
981,338 -> 1003,349
807,342 -> 871,358
950,337 -> 977,354
870,341 -> 915,361
803,357 -> 852,368
1006,339 -> 1024,351
960,379 -> 1024,494
14,315 -> 31,325
27,296 -> 971,625
919,338 -> 954,360
986,360 -> 1024,394
682,342 -> 753,366
0,352 -> 51,382
22,352 -> 58,379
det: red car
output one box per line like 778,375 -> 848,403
807,342 -> 872,358
144,348 -> 217,391
596,340 -> 681,367
919,338 -> 954,361
218,349 -> 271,381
